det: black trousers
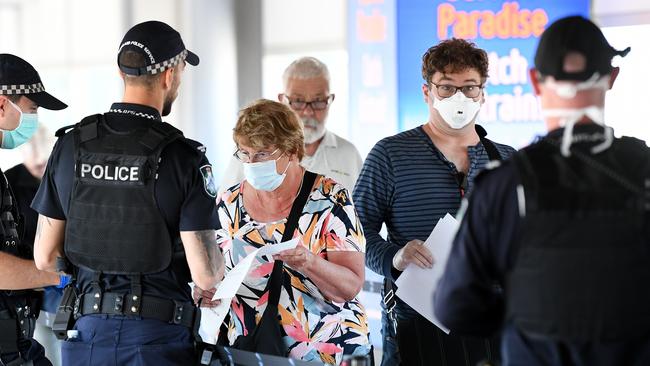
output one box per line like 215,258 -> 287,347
0,339 -> 51,366
396,314 -> 500,366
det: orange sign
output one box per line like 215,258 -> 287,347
437,1 -> 548,40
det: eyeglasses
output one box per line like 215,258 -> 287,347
429,83 -> 483,99
233,148 -> 281,163
281,94 -> 334,111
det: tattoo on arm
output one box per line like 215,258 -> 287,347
35,217 -> 54,245
194,230 -> 223,276
35,217 -> 43,243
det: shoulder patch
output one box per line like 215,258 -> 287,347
200,165 -> 217,198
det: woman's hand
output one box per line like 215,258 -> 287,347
193,285 -> 221,308
273,245 -> 315,273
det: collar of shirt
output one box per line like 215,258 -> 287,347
304,130 -> 337,163
320,129 -> 338,149
108,102 -> 162,121
416,125 -> 486,165
545,123 -> 608,145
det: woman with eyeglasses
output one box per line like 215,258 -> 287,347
216,99 -> 371,364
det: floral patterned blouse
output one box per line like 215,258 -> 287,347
216,174 -> 371,365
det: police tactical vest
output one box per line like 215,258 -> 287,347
64,114 -> 182,275
0,168 -> 33,278
507,136 -> 650,342
1,170 -> 40,352
1,170 -> 24,258
1,169 -> 37,261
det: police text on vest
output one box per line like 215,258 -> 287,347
80,163 -> 140,181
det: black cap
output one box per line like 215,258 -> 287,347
117,20 -> 199,76
0,54 -> 67,110
534,16 -> 630,81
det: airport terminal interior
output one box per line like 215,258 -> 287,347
1,1 -> 650,365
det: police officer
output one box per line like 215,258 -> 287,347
0,54 -> 68,366
6,126 -> 62,365
433,16 -> 650,365
31,21 -> 224,365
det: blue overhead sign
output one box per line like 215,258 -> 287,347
397,0 -> 590,146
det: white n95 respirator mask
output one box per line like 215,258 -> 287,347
432,91 -> 481,130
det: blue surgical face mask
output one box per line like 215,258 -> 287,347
243,155 -> 290,191
1,100 -> 38,149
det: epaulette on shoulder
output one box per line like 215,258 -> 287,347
176,137 -> 207,157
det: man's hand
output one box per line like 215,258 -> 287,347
193,285 -> 221,308
273,245 -> 314,273
392,239 -> 434,271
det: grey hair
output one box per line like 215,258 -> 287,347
282,57 -> 330,88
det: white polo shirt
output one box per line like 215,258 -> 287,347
219,130 -> 363,194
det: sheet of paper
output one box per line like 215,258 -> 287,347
257,237 -> 300,259
213,246 -> 259,300
395,213 -> 459,333
188,282 -> 231,345
212,238 -> 299,300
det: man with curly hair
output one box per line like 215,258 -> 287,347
354,38 -> 515,365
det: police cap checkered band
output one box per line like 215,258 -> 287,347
145,50 -> 188,75
0,82 -> 45,95
118,21 -> 199,76
0,54 -> 67,110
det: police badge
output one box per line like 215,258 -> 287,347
200,165 -> 217,198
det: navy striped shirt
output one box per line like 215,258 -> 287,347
353,125 -> 515,317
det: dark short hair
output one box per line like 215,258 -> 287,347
5,94 -> 21,103
118,50 -> 163,87
421,38 -> 489,84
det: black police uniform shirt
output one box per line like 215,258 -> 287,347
31,103 -> 220,302
433,123 -> 650,364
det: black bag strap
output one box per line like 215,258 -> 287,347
281,171 -> 317,242
267,171 -> 318,310
475,124 -> 503,161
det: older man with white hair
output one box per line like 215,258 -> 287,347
220,57 -> 363,193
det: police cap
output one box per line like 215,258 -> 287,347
535,16 -> 630,81
0,54 -> 67,110
117,20 -> 199,76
